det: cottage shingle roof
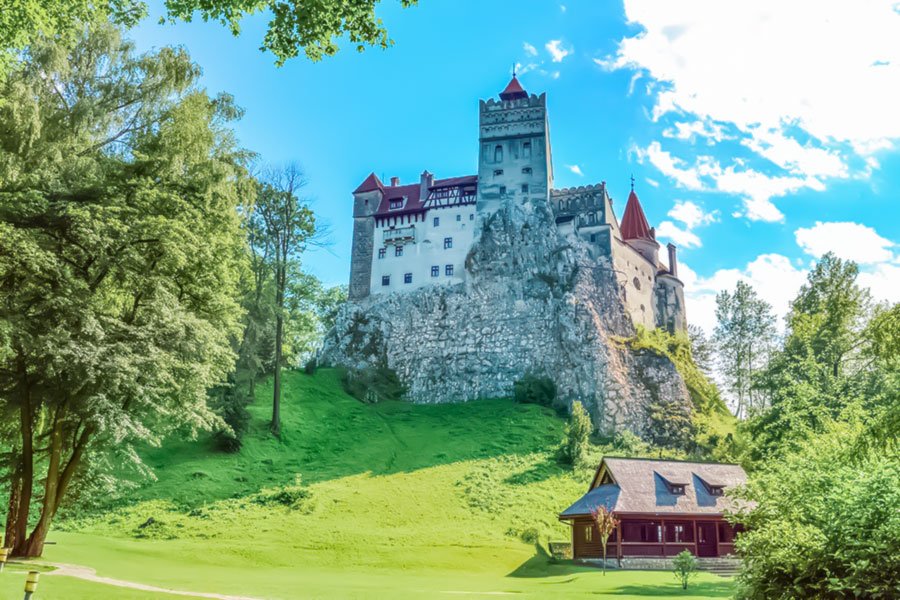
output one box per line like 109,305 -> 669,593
560,457 -> 748,518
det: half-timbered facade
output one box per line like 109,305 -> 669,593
559,457 -> 748,561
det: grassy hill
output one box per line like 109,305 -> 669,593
16,369 -> 735,599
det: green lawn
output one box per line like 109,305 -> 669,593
29,369 -> 734,599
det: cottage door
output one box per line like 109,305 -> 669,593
696,522 -> 717,557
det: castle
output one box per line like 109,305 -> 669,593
323,77 -> 692,438
348,75 -> 686,333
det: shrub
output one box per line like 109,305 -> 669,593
673,550 -> 698,590
561,401 -> 592,467
513,373 -> 558,411
252,476 -> 312,510
209,386 -> 252,453
519,527 -> 541,544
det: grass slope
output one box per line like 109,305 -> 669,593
31,369 -> 734,599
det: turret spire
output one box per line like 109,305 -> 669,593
499,74 -> 528,101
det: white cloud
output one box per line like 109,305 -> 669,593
656,221 -> 701,248
560,4 -> 567,12
795,221 -> 896,264
523,42 -> 538,57
634,142 -> 704,190
516,61 -> 538,75
858,262 -> 900,304
546,40 -> 572,63
645,177 -> 659,188
567,164 -> 584,176
607,1 -> 900,219
668,200 -> 718,229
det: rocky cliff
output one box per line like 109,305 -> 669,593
320,199 -> 692,437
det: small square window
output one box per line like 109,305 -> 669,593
395,245 -> 404,257
431,266 -> 439,277
456,214 -> 461,222
404,273 -> 412,284
444,237 -> 453,249
469,213 -> 474,220
378,248 -> 386,259
521,184 -> 529,194
445,264 -> 454,276
433,217 -> 439,227
381,275 -> 390,286
522,167 -> 532,174
494,169 -> 504,176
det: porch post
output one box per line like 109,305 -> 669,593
692,519 -> 698,556
616,521 -> 622,563
660,518 -> 666,557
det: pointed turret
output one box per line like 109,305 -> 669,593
620,189 -> 653,241
353,172 -> 384,194
499,75 -> 528,101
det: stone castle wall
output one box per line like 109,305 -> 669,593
321,198 -> 692,436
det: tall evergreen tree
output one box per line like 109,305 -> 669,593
713,281 -> 777,419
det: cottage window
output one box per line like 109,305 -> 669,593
444,237 -> 453,249
670,484 -> 685,495
378,248 -> 386,259
709,486 -> 724,496
584,526 -> 593,542
395,245 -> 404,257
431,266 -> 439,277
494,144 -> 503,162
665,522 -> 693,543
404,273 -> 412,284
381,275 -> 390,286
433,217 -> 440,227
445,264 -> 454,276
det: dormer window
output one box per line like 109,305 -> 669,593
670,485 -> 685,495
709,486 -> 724,497
389,198 -> 404,210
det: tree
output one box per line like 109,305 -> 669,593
252,167 -> 316,436
713,281 -> 777,419
0,23 -> 248,556
687,324 -> 714,377
589,505 -> 619,575
672,550 -> 698,590
561,401 -> 592,467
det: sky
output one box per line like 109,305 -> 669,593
130,0 -> 900,333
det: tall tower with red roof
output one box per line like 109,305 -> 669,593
476,75 -> 553,216
619,187 -> 660,266
349,172 -> 384,299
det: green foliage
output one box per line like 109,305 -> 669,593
673,550 -> 699,590
735,422 -> 900,599
208,382 -> 252,452
340,365 -> 406,403
251,476 -> 312,510
513,372 -> 561,413
162,0 -> 419,64
561,401 -> 592,467
628,327 -> 736,457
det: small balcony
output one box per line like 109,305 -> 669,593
384,226 -> 415,245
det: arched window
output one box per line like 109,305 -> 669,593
494,144 -> 503,162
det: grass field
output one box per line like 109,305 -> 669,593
10,369 -> 735,599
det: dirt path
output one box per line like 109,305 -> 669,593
42,562 -> 267,600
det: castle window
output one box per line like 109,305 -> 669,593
633,277 -> 641,290
404,273 -> 412,284
444,237 -> 453,249
378,248 -> 386,259
433,217 -> 439,227
469,213 -> 474,220
521,184 -> 529,194
445,264 -> 454,276
431,266 -> 439,277
389,198 -> 403,210
494,169 -> 504,176
590,234 -> 596,243
499,185 -> 506,196
382,275 -> 390,286
522,167 -> 532,174
456,214 -> 461,222
523,141 -> 531,158
395,245 -> 404,257
494,144 -> 503,162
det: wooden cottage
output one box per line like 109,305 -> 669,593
559,457 -> 747,560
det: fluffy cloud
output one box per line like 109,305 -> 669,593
567,164 -> 583,176
607,1 -> 900,220
656,221 -> 701,248
795,221 -> 896,264
523,42 -> 538,57
546,40 -> 572,63
655,200 -> 717,249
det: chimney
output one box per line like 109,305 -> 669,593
667,243 -> 678,278
390,176 -> 400,187
419,170 -> 434,201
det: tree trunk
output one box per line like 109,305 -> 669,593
4,458 -> 21,549
11,397 -> 35,557
21,413 -> 64,558
271,263 -> 285,437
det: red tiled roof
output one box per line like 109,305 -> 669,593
499,76 -> 528,101
619,190 -> 654,240
353,172 -> 384,194
374,175 -> 477,218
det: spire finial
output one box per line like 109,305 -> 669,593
512,62 -> 517,77
630,173 -> 635,192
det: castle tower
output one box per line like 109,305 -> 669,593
476,75 -> 553,216
349,173 -> 384,300
619,187 -> 660,266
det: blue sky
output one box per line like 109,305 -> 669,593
131,0 -> 900,331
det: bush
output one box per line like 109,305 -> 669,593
513,373 -> 558,411
560,401 -> 592,467
673,550 -> 698,590
341,365 -> 405,403
252,476 -> 312,510
209,385 -> 251,453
